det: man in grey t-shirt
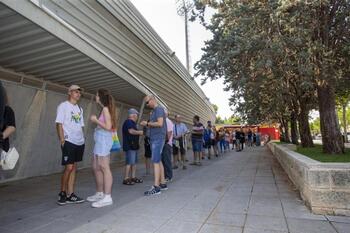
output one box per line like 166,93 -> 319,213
140,95 -> 167,195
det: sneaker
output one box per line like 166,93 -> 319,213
57,191 -> 67,205
165,178 -> 172,183
144,186 -> 161,196
173,165 -> 179,169
196,162 -> 202,166
159,183 -> 168,191
189,162 -> 197,166
208,156 -> 211,160
87,192 -> 104,202
66,193 -> 85,204
91,196 -> 113,208
183,165 -> 187,170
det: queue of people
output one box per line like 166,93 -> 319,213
0,82 -> 262,209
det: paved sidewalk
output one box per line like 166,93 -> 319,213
1,147 -> 350,233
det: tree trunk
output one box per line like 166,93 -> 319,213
298,102 -> 314,147
279,118 -> 290,143
284,119 -> 291,143
317,85 -> 345,153
290,111 -> 299,145
342,103 -> 348,143
279,125 -> 286,142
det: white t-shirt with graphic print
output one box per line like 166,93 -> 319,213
55,101 -> 85,145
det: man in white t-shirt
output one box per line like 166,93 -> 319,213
55,85 -> 85,205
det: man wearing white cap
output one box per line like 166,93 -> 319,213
55,85 -> 85,205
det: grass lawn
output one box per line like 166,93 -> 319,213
296,144 -> 350,162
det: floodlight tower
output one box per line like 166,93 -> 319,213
176,0 -> 194,74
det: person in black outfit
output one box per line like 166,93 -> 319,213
0,82 -> 16,154
235,130 -> 241,151
240,129 -> 245,151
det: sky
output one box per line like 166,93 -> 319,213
130,0 -> 234,119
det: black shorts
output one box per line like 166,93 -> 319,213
144,144 -> 151,158
211,139 -> 216,146
203,141 -> 211,149
61,141 -> 85,166
173,145 -> 186,155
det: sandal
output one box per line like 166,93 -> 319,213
131,177 -> 143,183
123,178 -> 135,185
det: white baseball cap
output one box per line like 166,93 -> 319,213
68,85 -> 81,92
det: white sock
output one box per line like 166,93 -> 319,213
104,194 -> 111,199
96,192 -> 103,196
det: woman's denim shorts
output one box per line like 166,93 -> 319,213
93,129 -> 113,156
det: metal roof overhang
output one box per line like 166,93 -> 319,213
0,1 -> 163,108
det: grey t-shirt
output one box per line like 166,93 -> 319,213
149,106 -> 166,141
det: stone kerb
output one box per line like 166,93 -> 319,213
267,142 -> 350,216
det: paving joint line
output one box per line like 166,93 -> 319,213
196,151 -> 254,233
152,152 -> 234,233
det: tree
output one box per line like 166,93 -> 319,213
192,0 -> 349,153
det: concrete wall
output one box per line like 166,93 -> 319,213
0,81 -> 128,182
0,81 -> 194,183
268,142 -> 350,216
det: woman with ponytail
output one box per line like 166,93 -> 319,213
87,89 -> 116,208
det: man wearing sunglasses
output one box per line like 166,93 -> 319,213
140,95 -> 168,195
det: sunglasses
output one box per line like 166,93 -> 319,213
145,99 -> 151,105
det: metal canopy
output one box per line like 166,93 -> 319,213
0,2 -> 146,107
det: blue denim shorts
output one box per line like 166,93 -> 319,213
125,150 -> 138,165
151,139 -> 164,163
192,140 -> 203,152
93,129 -> 113,156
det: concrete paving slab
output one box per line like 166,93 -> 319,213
286,218 -> 337,233
243,227 -> 288,233
245,215 -> 288,232
155,220 -> 202,233
327,215 -> 350,223
199,224 -> 243,233
207,211 -> 246,227
0,147 -> 343,232
331,222 -> 350,233
173,209 -> 211,223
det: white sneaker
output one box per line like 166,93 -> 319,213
87,192 -> 104,202
91,196 -> 113,208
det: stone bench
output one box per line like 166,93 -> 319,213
268,142 -> 350,216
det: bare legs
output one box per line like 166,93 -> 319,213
145,157 -> 151,175
154,161 -> 165,186
92,155 -> 112,194
61,163 -> 77,195
124,164 -> 136,179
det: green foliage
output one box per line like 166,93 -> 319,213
212,104 -> 218,114
337,105 -> 350,132
215,114 -> 242,125
192,0 -> 350,151
297,145 -> 350,162
310,117 -> 321,135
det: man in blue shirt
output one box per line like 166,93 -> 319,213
122,108 -> 144,185
172,114 -> 189,170
140,95 -> 168,195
